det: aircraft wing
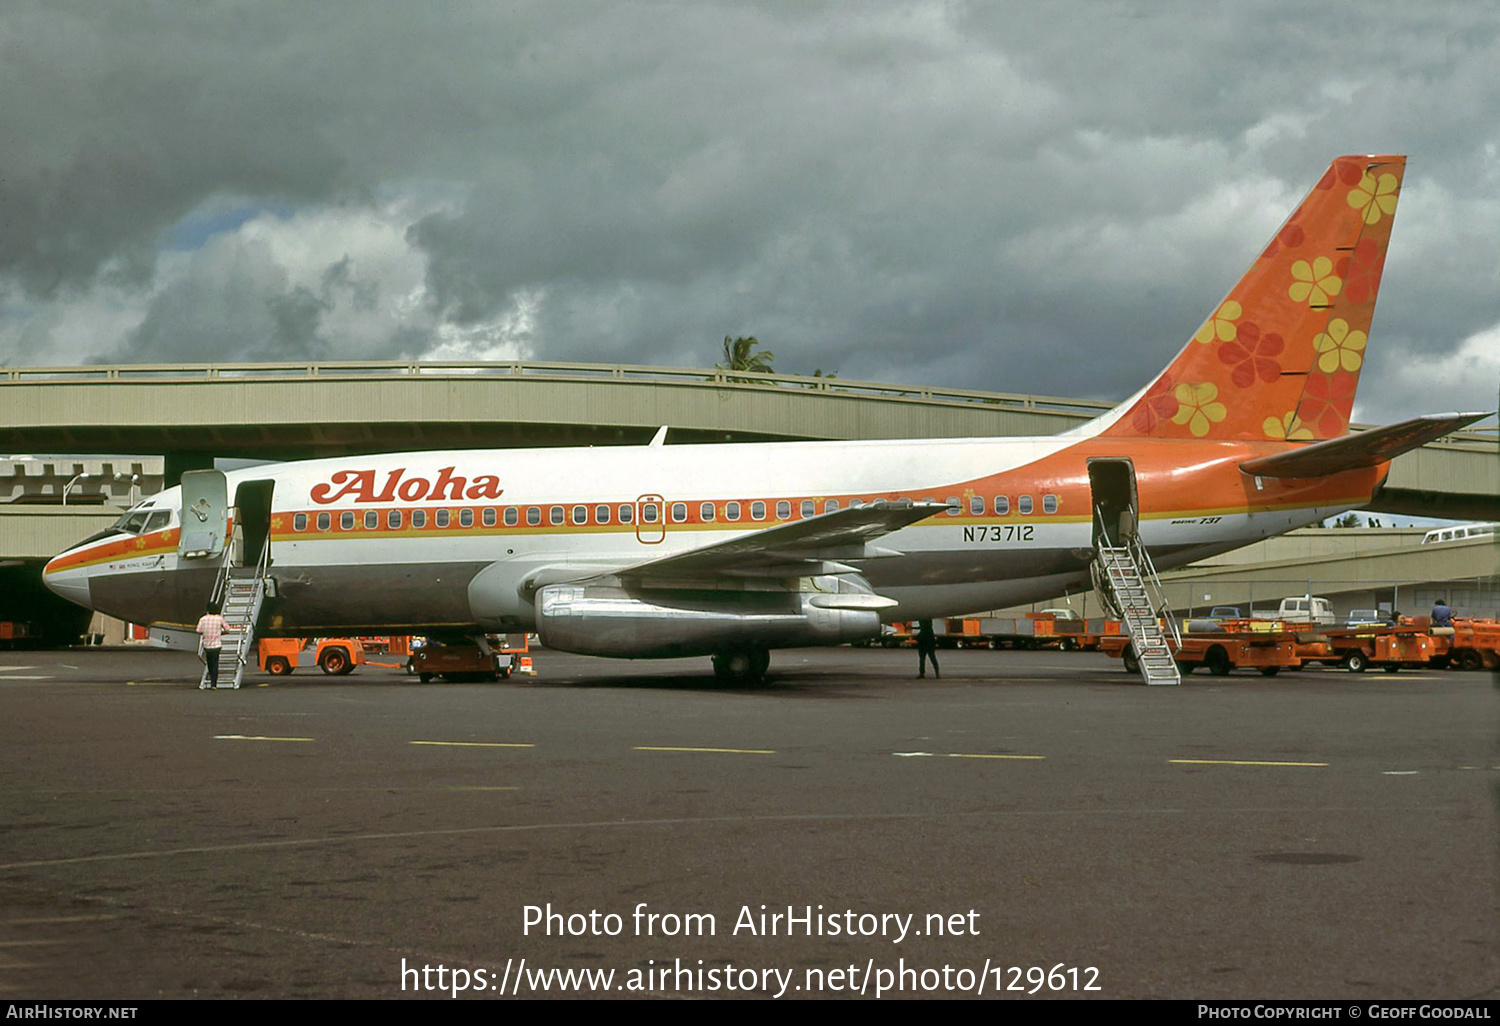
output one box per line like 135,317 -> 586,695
1240,412 -> 1491,479
606,501 -> 949,583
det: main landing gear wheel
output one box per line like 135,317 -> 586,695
711,648 -> 770,684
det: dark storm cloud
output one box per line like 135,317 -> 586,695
0,1 -> 1496,420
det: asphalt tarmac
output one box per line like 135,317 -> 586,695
0,645 -> 1494,1001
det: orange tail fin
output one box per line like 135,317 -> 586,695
1103,154 -> 1405,441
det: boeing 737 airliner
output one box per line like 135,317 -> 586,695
41,154 -> 1488,680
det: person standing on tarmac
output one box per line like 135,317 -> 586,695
916,619 -> 940,679
196,601 -> 229,688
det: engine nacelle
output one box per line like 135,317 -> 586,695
537,582 -> 881,658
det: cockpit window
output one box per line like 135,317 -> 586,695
113,511 -> 150,534
143,511 -> 171,533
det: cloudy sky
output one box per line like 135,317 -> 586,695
1,0 -> 1497,425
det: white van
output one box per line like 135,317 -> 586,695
1276,596 -> 1335,626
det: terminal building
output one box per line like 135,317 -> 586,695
2,360 -> 1496,645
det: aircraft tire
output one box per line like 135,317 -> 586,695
712,648 -> 769,684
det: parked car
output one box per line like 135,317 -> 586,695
1208,606 -> 1242,620
1344,608 -> 1392,628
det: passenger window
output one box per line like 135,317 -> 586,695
618,504 -> 633,524
945,497 -> 961,516
294,513 -> 308,532
751,501 -> 766,520
969,495 -> 984,516
503,507 -> 518,527
776,500 -> 791,520
595,505 -> 610,525
725,501 -> 741,522
572,505 -> 587,525
1043,494 -> 1058,514
387,510 -> 402,530
340,511 -> 355,530
671,503 -> 687,523
994,495 -> 1009,515
482,508 -> 496,527
526,507 -> 540,526
436,509 -> 451,528
700,502 -> 715,522
641,504 -> 659,524
460,508 -> 475,528
549,506 -> 564,526
801,500 -> 815,518
317,512 -> 331,532
1018,495 -> 1034,515
365,510 -> 379,530
412,510 -> 427,529
825,500 -> 840,513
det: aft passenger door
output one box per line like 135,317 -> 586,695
178,470 -> 228,560
1087,458 -> 1139,549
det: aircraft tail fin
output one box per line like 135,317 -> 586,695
1101,154 -> 1406,442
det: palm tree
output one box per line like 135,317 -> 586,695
717,336 -> 775,380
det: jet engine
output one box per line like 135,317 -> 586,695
536,580 -> 884,658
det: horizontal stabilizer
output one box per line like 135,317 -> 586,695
1240,412 -> 1490,479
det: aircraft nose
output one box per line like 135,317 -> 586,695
42,551 -> 93,607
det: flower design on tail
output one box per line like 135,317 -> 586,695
1170,382 -> 1227,437
1218,322 -> 1283,388
1289,256 -> 1342,306
1263,411 -> 1313,441
1194,301 -> 1241,344
1347,172 -> 1400,225
1130,373 -> 1179,433
1313,319 -> 1367,373
1297,373 -> 1356,438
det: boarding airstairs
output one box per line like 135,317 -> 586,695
200,539 -> 270,690
1091,509 -> 1181,686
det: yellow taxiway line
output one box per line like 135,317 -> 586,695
1170,758 -> 1328,768
409,740 -> 535,748
634,746 -> 775,755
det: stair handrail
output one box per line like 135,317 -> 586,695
1125,527 -> 1182,648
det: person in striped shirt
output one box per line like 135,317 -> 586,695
196,602 -> 229,688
